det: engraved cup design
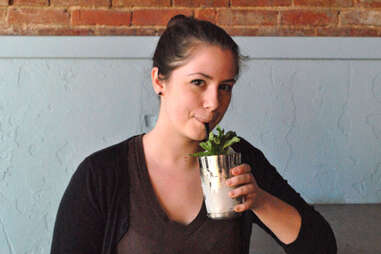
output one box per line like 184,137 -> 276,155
198,153 -> 242,219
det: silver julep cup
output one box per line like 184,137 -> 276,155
198,153 -> 243,219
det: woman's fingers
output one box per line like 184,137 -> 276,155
234,196 -> 255,212
229,184 -> 255,198
230,163 -> 251,175
226,172 -> 255,187
224,163 -> 264,212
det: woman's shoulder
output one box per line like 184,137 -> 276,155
88,135 -> 137,162
231,136 -> 276,177
78,134 -> 141,176
231,136 -> 264,158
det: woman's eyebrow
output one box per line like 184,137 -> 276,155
188,72 -> 236,83
188,72 -> 213,79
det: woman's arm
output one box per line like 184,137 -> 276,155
50,157 -> 105,254
231,137 -> 337,254
250,189 -> 302,244
227,165 -> 302,244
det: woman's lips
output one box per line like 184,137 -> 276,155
194,114 -> 217,124
195,117 -> 212,123
194,117 -> 210,141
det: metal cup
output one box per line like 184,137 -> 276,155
198,153 -> 243,219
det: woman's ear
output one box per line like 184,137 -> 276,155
151,67 -> 165,95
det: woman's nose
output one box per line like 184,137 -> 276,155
203,87 -> 219,111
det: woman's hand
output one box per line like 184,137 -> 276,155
225,163 -> 265,213
226,163 -> 303,245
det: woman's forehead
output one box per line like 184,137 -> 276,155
178,46 -> 236,77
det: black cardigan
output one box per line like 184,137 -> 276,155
50,134 -> 337,254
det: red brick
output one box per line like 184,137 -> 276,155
72,9 -> 131,26
222,26 -> 260,36
341,9 -> 381,26
132,9 -> 192,26
294,0 -> 353,7
0,24 -> 12,35
224,26 -> 315,36
8,8 -> 70,25
112,0 -> 170,7
231,0 -> 291,7
217,9 -> 278,26
0,0 -> 8,5
38,27 -> 96,35
222,27 -> 258,36
1,25 -> 161,35
173,0 -> 228,7
51,0 -> 109,7
0,8 -> 6,24
281,10 -> 337,26
6,26 -> 96,35
13,0 -> 48,6
357,0 -> 381,7
96,26 -> 165,35
317,27 -> 378,36
195,8 -> 217,23
275,27 -> 316,36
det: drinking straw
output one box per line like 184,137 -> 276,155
204,123 -> 209,142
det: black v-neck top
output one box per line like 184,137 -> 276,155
116,134 -> 242,254
51,134 -> 337,254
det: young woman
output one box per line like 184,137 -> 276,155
50,15 -> 337,254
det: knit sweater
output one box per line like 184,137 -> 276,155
50,134 -> 337,254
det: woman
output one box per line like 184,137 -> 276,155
50,15 -> 337,254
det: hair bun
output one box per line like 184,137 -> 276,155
167,14 -> 188,27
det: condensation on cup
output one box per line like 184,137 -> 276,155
198,151 -> 243,219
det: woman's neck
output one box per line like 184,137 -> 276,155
142,127 -> 201,171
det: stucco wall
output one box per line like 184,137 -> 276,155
0,37 -> 380,253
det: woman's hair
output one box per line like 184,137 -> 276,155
152,15 -> 241,81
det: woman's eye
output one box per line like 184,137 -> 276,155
191,79 -> 204,86
219,84 -> 233,92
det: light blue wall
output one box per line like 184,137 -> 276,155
0,37 -> 380,253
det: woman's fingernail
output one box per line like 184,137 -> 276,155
226,179 -> 231,186
229,191 -> 234,197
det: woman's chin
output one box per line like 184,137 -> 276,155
191,119 -> 209,139
186,128 -> 206,142
188,132 -> 205,142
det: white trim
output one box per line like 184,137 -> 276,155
0,36 -> 381,59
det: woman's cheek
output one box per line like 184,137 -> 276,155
171,96 -> 191,123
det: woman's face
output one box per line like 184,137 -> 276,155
158,44 -> 237,142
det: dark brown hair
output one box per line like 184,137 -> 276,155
152,15 -> 241,81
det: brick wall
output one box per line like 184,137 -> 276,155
1,0 -> 381,36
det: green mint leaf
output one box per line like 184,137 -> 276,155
190,125 -> 240,157
208,131 -> 215,142
222,136 -> 240,149
199,142 -> 209,151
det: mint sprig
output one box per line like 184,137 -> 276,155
191,125 -> 240,157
